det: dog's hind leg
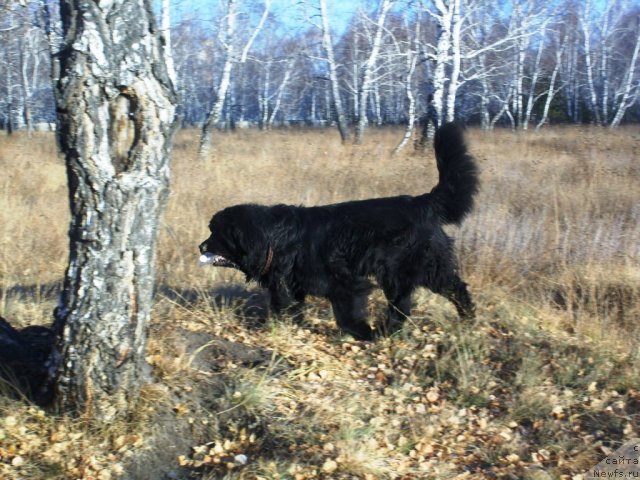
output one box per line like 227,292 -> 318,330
432,275 -> 476,321
379,282 -> 413,336
329,292 -> 374,341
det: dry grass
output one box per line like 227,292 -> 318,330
0,126 -> 638,479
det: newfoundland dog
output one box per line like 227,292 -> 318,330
199,123 -> 479,340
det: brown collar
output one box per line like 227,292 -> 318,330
260,245 -> 274,276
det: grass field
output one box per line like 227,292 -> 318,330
0,126 -> 638,479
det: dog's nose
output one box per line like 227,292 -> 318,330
199,241 -> 208,254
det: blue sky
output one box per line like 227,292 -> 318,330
166,0 -> 368,36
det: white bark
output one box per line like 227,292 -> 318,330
581,0 -> 601,125
522,32 -> 545,130
610,21 -> 640,127
19,26 -> 42,136
161,0 -> 176,86
52,0 -> 177,419
445,0 -> 462,123
260,63 -> 271,128
319,0 -> 350,142
199,0 -> 270,156
536,34 -> 566,130
239,0 -> 271,63
490,100 -> 512,129
268,60 -> 293,127
599,1 -> 613,123
513,32 -> 528,127
393,14 -> 419,154
392,50 -> 417,154
354,0 -> 394,144
430,0 -> 454,130
199,0 -> 237,156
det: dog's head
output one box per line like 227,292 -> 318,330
199,205 -> 270,279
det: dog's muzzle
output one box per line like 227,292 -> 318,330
198,252 -> 240,269
199,252 -> 217,266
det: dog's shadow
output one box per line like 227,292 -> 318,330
158,284 -> 271,326
2,281 -> 272,326
158,285 -> 342,338
3,280 -> 326,335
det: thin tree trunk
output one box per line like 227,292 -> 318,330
445,0 -> 461,123
490,87 -> 514,130
260,63 -> 271,129
599,2 -> 612,123
4,45 -> 15,135
373,83 -> 382,126
268,61 -> 293,128
523,33 -> 545,130
198,0 -> 270,156
20,49 -> 33,137
537,35 -> 566,130
514,34 -> 527,128
393,15 -> 419,155
199,0 -> 237,157
428,0 -> 454,137
310,89 -> 317,123
354,0 -> 394,144
352,32 -> 359,125
320,0 -> 350,142
610,18 -> 640,127
161,0 -> 177,86
392,53 -> 417,154
51,0 -> 177,419
479,55 -> 490,130
581,0 -> 602,125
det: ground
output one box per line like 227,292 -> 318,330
0,126 -> 638,479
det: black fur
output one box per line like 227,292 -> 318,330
199,123 -> 479,340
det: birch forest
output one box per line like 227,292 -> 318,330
1,0 -> 639,139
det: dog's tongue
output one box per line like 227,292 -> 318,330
199,253 -> 216,266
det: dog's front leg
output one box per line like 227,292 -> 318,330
329,293 -> 374,341
268,280 -> 305,324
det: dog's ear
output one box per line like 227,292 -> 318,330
263,206 -> 300,249
231,207 -> 271,279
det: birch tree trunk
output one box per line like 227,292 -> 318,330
354,0 -> 393,144
372,83 -> 382,126
19,36 -> 34,137
260,63 -> 271,129
445,0 -> 462,123
198,0 -> 270,156
581,0 -> 602,125
599,2 -> 612,124
320,0 -> 350,142
392,54 -> 417,154
478,55 -> 490,129
352,32 -> 359,122
268,60 -> 293,128
536,35 -> 566,130
522,33 -> 545,130
51,0 -> 177,419
425,0 -> 454,140
161,0 -> 177,86
393,15 -> 419,154
513,34 -> 527,128
610,19 -> 640,127
199,0 -> 237,157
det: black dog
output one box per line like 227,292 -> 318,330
199,123 -> 478,340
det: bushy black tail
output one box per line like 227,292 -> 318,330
429,122 -> 479,225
